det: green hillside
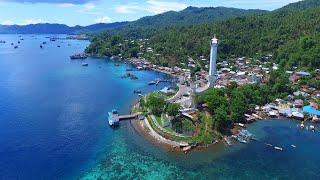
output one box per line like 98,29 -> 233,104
86,0 -> 320,70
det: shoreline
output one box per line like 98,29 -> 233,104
128,108 -> 312,153
88,55 -> 181,78
130,117 -> 181,152
94,55 -> 317,153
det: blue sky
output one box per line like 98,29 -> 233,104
0,0 -> 301,26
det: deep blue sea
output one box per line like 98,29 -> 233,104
0,34 -> 320,179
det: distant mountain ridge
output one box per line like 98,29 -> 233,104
0,6 -> 266,35
103,6 -> 267,38
0,22 -> 128,34
128,6 -> 267,28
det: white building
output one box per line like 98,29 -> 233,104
209,35 -> 218,87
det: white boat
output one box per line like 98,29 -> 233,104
108,109 -> 120,127
82,63 -> 88,66
265,143 -> 273,147
310,125 -> 315,132
300,123 -> 305,129
236,136 -> 247,144
291,145 -> 296,148
274,146 -> 283,151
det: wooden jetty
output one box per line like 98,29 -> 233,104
118,114 -> 138,120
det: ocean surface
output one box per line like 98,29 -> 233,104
0,34 -> 320,179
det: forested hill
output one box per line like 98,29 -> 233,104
279,0 -> 320,11
103,7 -> 266,38
86,0 -> 320,70
126,7 -> 265,28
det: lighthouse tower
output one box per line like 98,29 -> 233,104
209,35 -> 218,87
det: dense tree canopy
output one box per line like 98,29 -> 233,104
87,0 -> 320,70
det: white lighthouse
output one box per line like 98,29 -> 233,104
209,35 -> 218,87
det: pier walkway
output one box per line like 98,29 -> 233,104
119,114 -> 138,120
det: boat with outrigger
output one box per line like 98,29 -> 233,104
108,109 -> 120,127
232,129 -> 256,144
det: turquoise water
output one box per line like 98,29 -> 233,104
81,119 -> 320,179
1,35 -> 320,179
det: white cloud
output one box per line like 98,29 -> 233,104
146,0 -> 188,14
115,4 -> 141,14
20,18 -> 42,25
114,0 -> 188,15
57,3 -> 75,8
1,20 -> 14,25
94,16 -> 112,23
83,3 -> 95,11
76,3 -> 101,15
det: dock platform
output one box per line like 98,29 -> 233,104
118,114 -> 138,120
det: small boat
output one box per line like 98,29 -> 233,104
133,90 -> 142,94
182,146 -> 192,153
236,136 -> 247,144
11,43 -> 14,45
274,146 -> 283,151
40,45 -> 43,49
265,143 -> 273,147
82,63 -> 88,66
108,109 -> 120,127
17,41 -> 20,44
43,42 -> 46,45
57,45 -> 61,48
310,125 -> 315,132
138,93 -> 143,97
14,45 -> 18,49
148,81 -> 156,85
0,40 -> 6,43
224,137 -> 233,146
291,145 -> 296,148
179,142 -> 189,147
300,122 -> 305,129
137,66 -> 144,70
236,123 -> 246,128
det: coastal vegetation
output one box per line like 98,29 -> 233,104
138,92 -> 218,145
86,0 -> 320,70
196,69 -> 293,132
136,68 -> 293,145
90,0 -> 320,147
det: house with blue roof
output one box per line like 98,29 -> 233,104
303,105 -> 320,117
